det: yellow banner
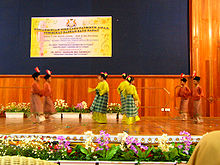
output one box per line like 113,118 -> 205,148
30,16 -> 112,57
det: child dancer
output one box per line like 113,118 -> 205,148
30,67 -> 45,123
177,73 -> 191,120
89,72 -> 109,123
192,75 -> 204,123
43,70 -> 57,119
117,73 -> 129,120
123,76 -> 140,125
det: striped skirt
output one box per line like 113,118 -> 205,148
125,95 -> 138,117
90,90 -> 108,114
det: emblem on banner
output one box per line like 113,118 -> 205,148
66,19 -> 77,27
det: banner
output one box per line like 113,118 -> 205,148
30,16 -> 112,57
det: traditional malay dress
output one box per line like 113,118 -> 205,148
90,80 -> 109,123
192,84 -> 204,119
123,84 -> 140,125
43,81 -> 56,116
30,81 -> 43,115
177,85 -> 191,119
117,80 -> 129,117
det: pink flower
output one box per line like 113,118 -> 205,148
178,145 -> 183,149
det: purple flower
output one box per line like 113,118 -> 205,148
75,103 -> 83,109
133,139 -> 138,144
105,133 -> 110,138
179,131 -> 192,154
64,141 -> 71,150
140,145 -> 148,150
143,146 -> 148,150
183,150 -> 189,155
100,130 -> 106,135
57,136 -> 65,141
178,145 -> 183,149
57,136 -> 65,143
96,130 -> 110,150
136,143 -> 141,147
96,147 -> 104,151
125,139 -> 132,145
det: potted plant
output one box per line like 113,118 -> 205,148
54,99 -> 79,118
75,101 -> 91,120
62,106 -> 80,119
107,103 -> 122,121
0,131 -> 194,164
54,99 -> 66,118
2,102 -> 30,118
54,99 -> 79,119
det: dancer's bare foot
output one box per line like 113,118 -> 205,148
182,113 -> 187,121
39,115 -> 46,123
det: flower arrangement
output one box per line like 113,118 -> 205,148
176,131 -> 194,161
75,101 -> 91,113
117,131 -> 148,154
54,99 -> 73,112
83,131 -> 96,152
0,135 -> 73,160
0,131 -> 196,163
0,102 -> 30,115
107,103 -> 121,113
158,134 -> 174,152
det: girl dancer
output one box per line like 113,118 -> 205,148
123,76 -> 140,125
117,73 -> 129,121
89,72 -> 109,123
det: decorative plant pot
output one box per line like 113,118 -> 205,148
81,113 -> 92,119
52,112 -> 62,118
5,112 -> 24,118
99,161 -> 138,165
117,113 -> 123,121
107,113 -> 117,121
80,113 -> 92,122
50,161 -> 137,165
62,112 -> 80,119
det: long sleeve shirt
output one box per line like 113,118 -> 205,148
122,84 -> 140,102
96,80 -> 109,96
177,86 -> 191,100
192,85 -> 204,101
31,81 -> 43,96
43,82 -> 52,98
117,80 -> 129,94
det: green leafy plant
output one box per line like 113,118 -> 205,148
75,101 -> 91,113
0,131 -> 197,163
54,99 -> 77,112
107,103 -> 121,113
1,102 -> 30,115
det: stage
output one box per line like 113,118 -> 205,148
1,117 -> 219,136
1,116 -> 219,164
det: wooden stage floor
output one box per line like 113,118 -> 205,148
0,117 -> 220,136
